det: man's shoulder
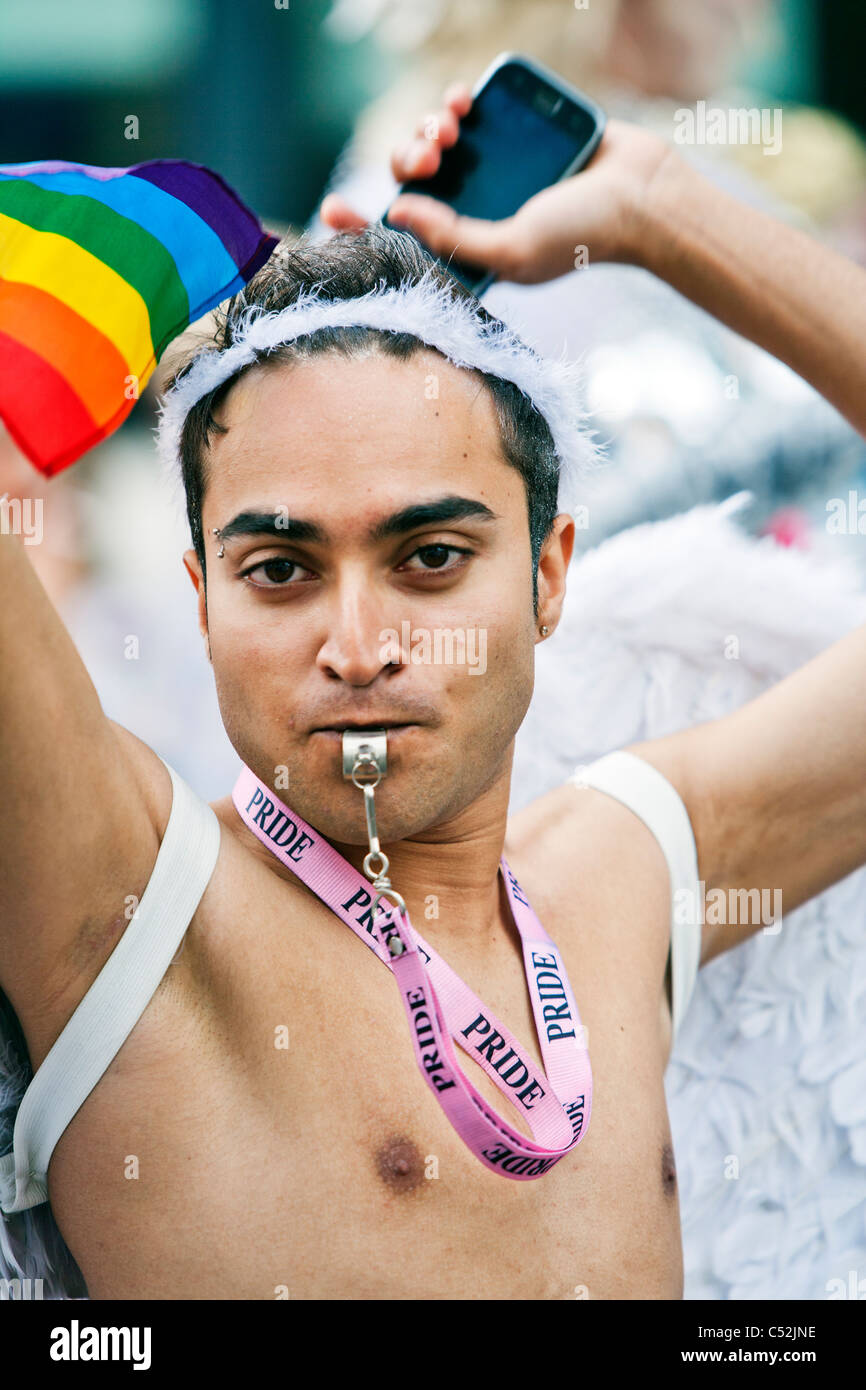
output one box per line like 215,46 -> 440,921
505,763 -> 677,1061
108,720 -> 175,826
505,759 -> 675,930
13,724 -> 177,1070
505,740 -> 689,863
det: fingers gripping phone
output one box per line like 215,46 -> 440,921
382,51 -> 606,297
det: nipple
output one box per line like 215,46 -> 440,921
661,1142 -> 677,1196
375,1135 -> 425,1193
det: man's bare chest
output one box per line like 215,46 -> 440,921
48,785 -> 682,1299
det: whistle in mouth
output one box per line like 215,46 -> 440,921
341,729 -> 388,783
341,728 -> 407,930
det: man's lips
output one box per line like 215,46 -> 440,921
311,723 -> 420,737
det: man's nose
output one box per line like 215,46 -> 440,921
315,574 -> 406,683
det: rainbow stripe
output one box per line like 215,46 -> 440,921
0,158 -> 279,475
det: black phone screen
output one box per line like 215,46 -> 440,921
389,61 -> 600,219
383,61 -> 601,289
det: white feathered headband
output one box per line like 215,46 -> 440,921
153,266 -> 603,510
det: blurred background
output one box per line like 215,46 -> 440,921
1,0 -> 866,796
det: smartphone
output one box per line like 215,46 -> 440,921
381,51 -> 606,296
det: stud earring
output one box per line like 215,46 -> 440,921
540,625 -> 549,636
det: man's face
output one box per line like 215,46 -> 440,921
183,347 -> 573,844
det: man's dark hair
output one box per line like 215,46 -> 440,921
170,224 -> 561,616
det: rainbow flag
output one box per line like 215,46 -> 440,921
0,158 -> 279,475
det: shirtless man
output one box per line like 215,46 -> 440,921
2,85 -> 865,1302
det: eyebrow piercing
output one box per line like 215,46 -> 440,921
212,526 -> 225,559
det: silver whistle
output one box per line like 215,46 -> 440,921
342,729 -> 407,953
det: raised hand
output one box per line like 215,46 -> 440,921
319,81 -> 673,283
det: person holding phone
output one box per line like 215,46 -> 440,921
313,53 -> 865,563
378,55 -> 609,297
321,81 -> 866,440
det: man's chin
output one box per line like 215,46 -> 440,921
300,786 -> 436,850
242,725 -> 450,843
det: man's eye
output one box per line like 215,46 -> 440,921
240,557 -> 311,587
239,544 -> 472,589
399,544 -> 472,573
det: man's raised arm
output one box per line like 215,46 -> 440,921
633,140 -> 866,440
630,621 -> 866,963
618,139 -> 866,960
325,95 -> 866,441
0,525 -> 167,1056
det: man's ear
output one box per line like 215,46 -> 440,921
182,548 -> 211,662
535,513 -> 575,640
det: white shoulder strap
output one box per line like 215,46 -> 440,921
0,758 -> 221,1215
568,750 -> 701,1042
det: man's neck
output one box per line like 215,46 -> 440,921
226,762 -> 515,955
330,799 -> 510,956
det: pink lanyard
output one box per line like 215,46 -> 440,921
232,767 -> 592,1179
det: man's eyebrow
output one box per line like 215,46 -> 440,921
217,496 -> 499,547
370,496 -> 499,541
217,511 -> 324,545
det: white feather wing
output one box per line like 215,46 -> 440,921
511,493 -> 866,1299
